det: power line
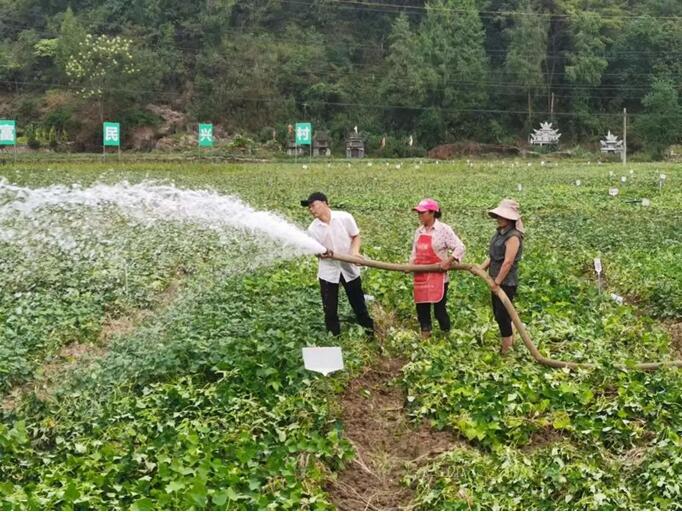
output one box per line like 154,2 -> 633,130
0,59 -> 669,104
0,63 -> 665,97
4,13 -> 682,67
1,4 -> 680,108
1,28 -> 679,87
0,62 -> 661,105
4,0 -> 682,22
319,0 -> 682,21
0,78 -> 653,118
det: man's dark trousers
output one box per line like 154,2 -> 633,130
319,275 -> 374,335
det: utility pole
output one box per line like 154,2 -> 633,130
622,108 -> 627,165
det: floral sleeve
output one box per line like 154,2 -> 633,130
409,229 -> 419,263
444,226 -> 465,261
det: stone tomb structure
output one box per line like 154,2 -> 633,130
529,122 -> 561,147
313,130 -> 331,157
286,124 -> 305,156
345,133 -> 365,158
600,131 -> 624,154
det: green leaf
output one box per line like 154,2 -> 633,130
131,498 -> 155,511
165,480 -> 185,493
552,411 -> 572,430
212,491 -> 228,507
226,487 -> 240,501
63,481 -> 79,502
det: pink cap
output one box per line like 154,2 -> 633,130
412,198 -> 440,213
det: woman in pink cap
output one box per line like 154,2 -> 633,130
479,198 -> 524,354
409,198 -> 465,338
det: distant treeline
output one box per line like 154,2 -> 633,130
1,0 -> 681,156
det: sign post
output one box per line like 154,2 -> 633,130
302,347 -> 344,376
0,120 -> 17,161
594,257 -> 603,292
198,123 -> 213,148
295,122 -> 312,163
103,122 -> 121,160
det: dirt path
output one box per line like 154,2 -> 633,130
326,356 -> 456,511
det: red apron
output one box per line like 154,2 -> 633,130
413,233 -> 445,304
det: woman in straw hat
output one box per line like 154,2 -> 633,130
409,198 -> 465,339
479,199 -> 524,354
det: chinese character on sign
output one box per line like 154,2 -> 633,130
296,126 -> 309,140
103,122 -> 120,147
198,123 -> 213,147
199,128 -> 211,142
0,120 -> 16,145
295,122 -> 312,145
105,127 -> 118,141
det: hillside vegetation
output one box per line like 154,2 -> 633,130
1,1 -> 681,155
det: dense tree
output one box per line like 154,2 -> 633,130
63,33 -> 159,123
379,14 -> 429,134
503,0 -> 548,130
418,0 -> 489,143
564,9 -> 610,137
0,0 -> 680,155
637,79 -> 682,158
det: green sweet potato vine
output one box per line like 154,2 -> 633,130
0,159 -> 680,509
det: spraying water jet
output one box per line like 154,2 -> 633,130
0,180 -> 327,256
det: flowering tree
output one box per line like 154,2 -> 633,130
64,34 -> 142,122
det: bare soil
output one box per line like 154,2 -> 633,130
1,273 -> 184,412
667,322 -> 682,358
1,340 -> 108,411
326,357 -> 457,511
523,426 -> 565,453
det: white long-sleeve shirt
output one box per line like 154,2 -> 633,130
307,210 -> 362,283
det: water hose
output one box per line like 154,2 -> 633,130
330,253 -> 682,371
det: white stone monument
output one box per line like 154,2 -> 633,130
600,131 -> 624,154
530,122 -> 561,147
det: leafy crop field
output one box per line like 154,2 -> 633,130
0,159 -> 681,509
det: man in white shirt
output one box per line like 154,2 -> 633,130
302,192 -> 374,336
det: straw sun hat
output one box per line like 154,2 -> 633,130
488,198 -> 525,233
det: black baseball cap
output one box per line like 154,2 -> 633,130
300,192 -> 328,206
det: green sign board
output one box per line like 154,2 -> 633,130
0,120 -> 16,146
295,122 -> 312,145
198,123 -> 213,147
103,122 -> 120,147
